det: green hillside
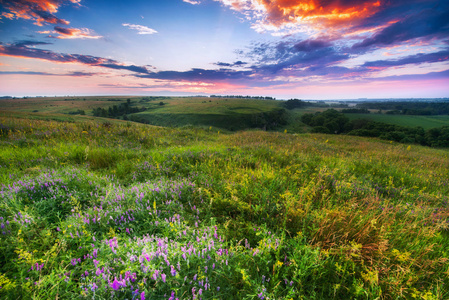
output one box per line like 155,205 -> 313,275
0,112 -> 448,299
0,96 -> 288,131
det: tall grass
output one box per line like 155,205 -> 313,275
0,115 -> 448,299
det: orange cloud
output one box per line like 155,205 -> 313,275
0,0 -> 80,26
217,0 -> 384,34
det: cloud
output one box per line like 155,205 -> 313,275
98,63 -> 150,74
182,0 -> 201,4
373,69 -> 449,81
214,60 -> 248,67
136,68 -> 252,82
0,41 -> 151,74
362,50 -> 449,68
13,40 -> 53,47
245,37 -> 347,74
122,23 -> 158,35
294,39 -> 332,52
66,71 -> 101,77
0,70 -> 101,77
352,6 -> 449,49
0,71 -> 55,76
212,0 -> 449,47
213,0 -> 386,35
50,26 -> 102,39
0,0 -> 81,26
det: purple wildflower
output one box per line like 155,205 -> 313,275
111,279 -> 120,290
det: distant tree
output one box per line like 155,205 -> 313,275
283,99 -> 307,110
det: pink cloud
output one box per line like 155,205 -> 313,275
0,0 -> 81,26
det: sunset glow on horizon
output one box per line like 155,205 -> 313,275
1,0 -> 448,99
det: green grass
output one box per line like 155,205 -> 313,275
0,112 -> 448,299
344,113 -> 449,129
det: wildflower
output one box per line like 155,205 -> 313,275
111,279 -> 120,290
141,291 -> 145,300
161,273 -> 166,283
169,291 -> 175,300
90,282 -> 98,291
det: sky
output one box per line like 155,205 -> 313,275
0,0 -> 448,99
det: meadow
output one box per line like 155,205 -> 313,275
0,108 -> 448,299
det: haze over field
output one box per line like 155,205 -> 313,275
1,0 -> 448,99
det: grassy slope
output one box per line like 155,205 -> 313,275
134,97 -> 285,130
0,113 -> 448,299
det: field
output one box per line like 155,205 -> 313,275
1,106 -> 448,299
0,96 -> 129,115
344,113 -> 449,129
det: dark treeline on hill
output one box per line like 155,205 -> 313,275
282,99 -> 311,109
302,109 -> 449,147
92,99 -> 146,119
210,95 -> 276,100
356,101 -> 449,115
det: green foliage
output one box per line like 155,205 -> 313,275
282,99 -> 310,110
302,109 -> 349,133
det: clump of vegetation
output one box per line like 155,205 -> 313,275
92,99 -> 146,118
0,114 -> 448,299
68,109 -> 85,115
282,99 -> 311,110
